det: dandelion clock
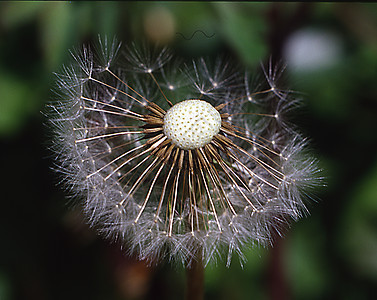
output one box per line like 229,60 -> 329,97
48,37 -> 321,297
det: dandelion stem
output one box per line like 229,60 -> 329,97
185,252 -> 204,300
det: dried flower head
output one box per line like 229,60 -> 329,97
48,37 -> 321,266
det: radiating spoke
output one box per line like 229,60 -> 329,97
81,96 -> 144,117
134,160 -> 166,223
86,143 -> 146,179
83,106 -> 145,121
75,130 -> 143,143
120,156 -> 160,206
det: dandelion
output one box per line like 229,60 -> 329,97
48,37 -> 321,268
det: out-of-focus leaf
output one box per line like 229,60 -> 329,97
289,64 -> 352,121
0,2 -> 43,29
172,2 -> 219,53
205,246 -> 268,300
0,72 -> 38,137
338,159 -> 377,279
39,2 -> 79,70
284,217 -> 332,299
214,3 -> 268,67
93,2 -> 120,39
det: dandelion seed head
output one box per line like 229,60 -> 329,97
163,100 -> 221,150
48,37 -> 322,267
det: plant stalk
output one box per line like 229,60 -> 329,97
185,255 -> 204,300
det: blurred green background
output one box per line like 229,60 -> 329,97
1,2 -> 377,300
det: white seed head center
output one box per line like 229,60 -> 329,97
163,100 -> 221,150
